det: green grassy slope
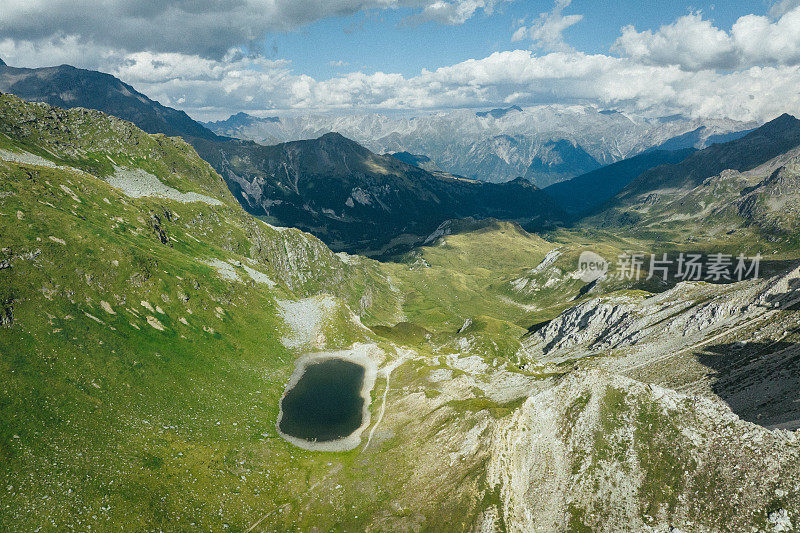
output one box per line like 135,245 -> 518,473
0,94 -> 549,531
0,94 -> 419,530
3,92 -> 800,532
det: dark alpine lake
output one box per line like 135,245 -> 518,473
279,358 -> 366,442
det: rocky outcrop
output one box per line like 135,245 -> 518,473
523,265 -> 800,431
530,297 -> 640,357
485,369 -> 800,532
523,274 -> 774,364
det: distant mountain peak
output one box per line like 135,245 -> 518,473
319,131 -> 347,141
602,110 -> 800,216
724,112 -> 800,148
316,131 -> 362,148
231,111 -> 280,123
293,131 -> 375,160
215,128 -> 563,253
0,61 -> 220,141
763,112 -> 800,128
476,105 -> 523,119
205,112 -> 279,129
0,58 -> 6,67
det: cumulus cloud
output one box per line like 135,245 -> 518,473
19,45 -> 791,123
403,0 -> 504,25
0,0 -> 501,59
1,2 -> 799,123
511,0 -> 583,52
0,35 -> 122,71
614,7 -> 800,71
732,8 -> 800,67
769,0 -> 800,18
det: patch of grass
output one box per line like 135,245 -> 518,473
566,503 -> 594,533
447,396 -> 527,419
370,321 -> 431,345
590,386 -> 630,466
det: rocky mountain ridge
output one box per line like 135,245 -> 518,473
584,114 -> 800,246
203,106 -> 755,186
0,62 -> 218,141
191,131 -> 565,255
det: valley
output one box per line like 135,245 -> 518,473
0,63 -> 799,532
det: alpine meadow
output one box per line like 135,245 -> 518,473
1,1 -> 800,531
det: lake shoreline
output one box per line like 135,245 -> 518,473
276,344 -> 379,452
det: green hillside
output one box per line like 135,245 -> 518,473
0,94 -> 411,530
2,93 -> 800,532
0,94 -> 568,531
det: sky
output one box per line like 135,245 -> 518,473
1,0 -> 799,121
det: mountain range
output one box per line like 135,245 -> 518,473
3,59 -> 799,256
579,114 -> 800,251
191,131 -> 564,255
202,105 -> 755,186
590,113 -> 800,230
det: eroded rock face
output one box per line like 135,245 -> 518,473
522,274 -> 773,365
527,298 -> 640,358
442,265 -> 800,531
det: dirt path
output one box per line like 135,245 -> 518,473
361,353 -> 410,453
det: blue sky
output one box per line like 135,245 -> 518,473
270,1 -> 773,78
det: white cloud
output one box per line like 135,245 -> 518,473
511,0 -> 583,52
614,13 -> 737,71
402,0 -> 505,25
0,36 -> 121,70
0,0 -> 502,59
732,8 -> 800,67
1,4 -> 800,123
614,7 -> 800,71
27,46 -> 792,123
769,0 -> 800,18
